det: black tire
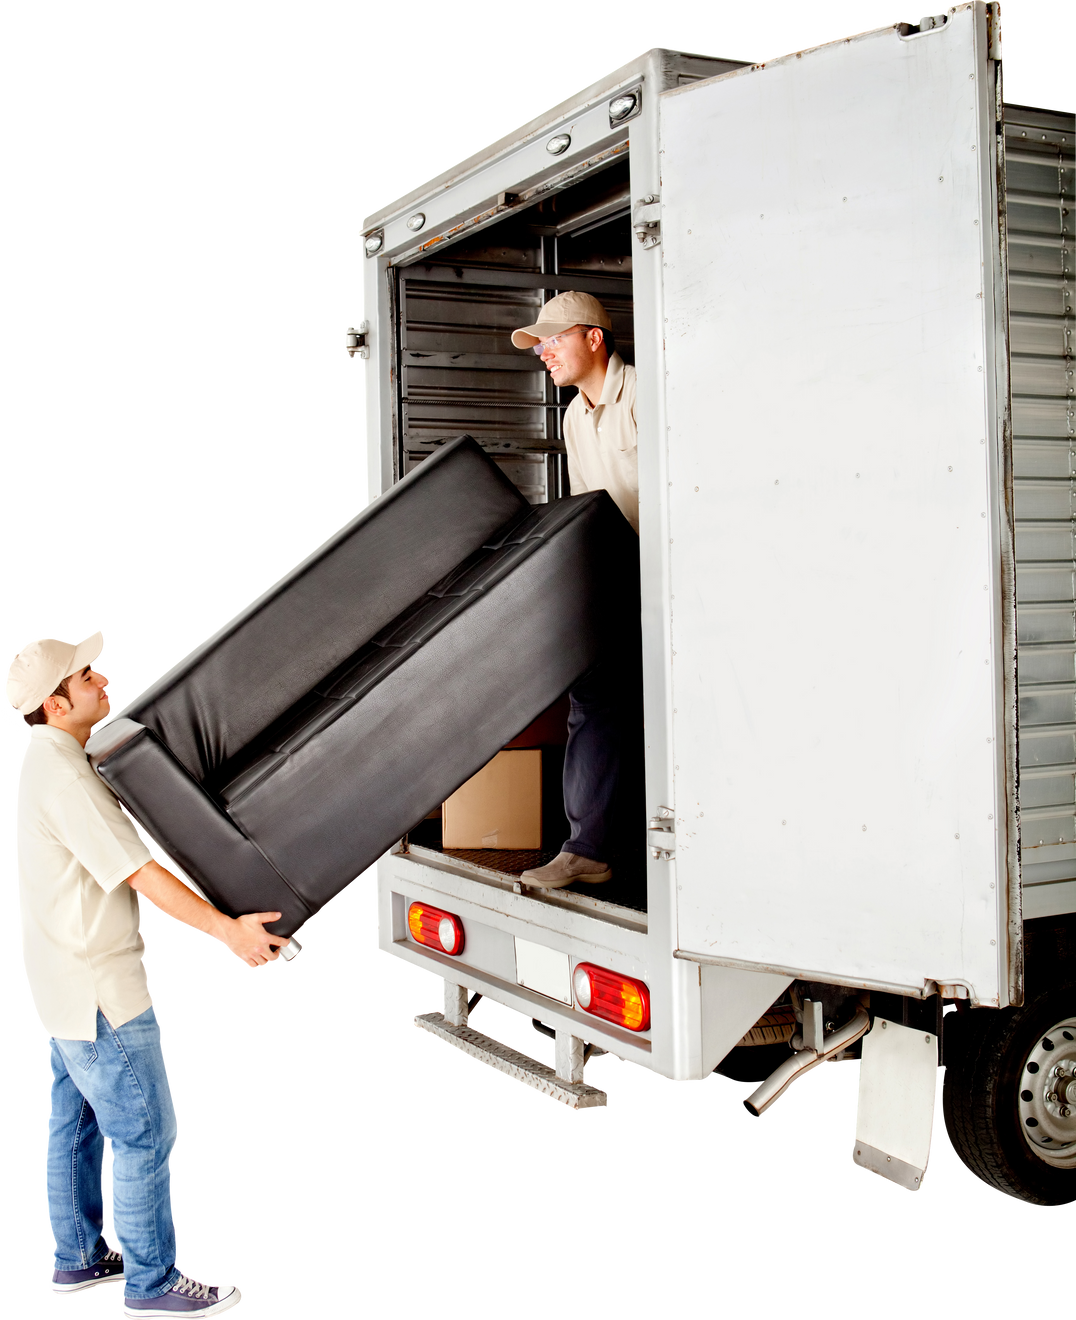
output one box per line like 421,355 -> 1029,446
943,986 -> 1076,1205
714,1041 -> 794,1083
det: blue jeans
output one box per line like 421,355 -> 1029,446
562,663 -> 625,862
49,1008 -> 180,1301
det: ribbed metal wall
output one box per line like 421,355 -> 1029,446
1008,105 -> 1076,887
392,163 -> 634,501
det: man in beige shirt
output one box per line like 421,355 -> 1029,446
10,633 -> 284,1317
510,292 -> 639,889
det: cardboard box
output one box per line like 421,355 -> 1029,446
442,749 -> 542,849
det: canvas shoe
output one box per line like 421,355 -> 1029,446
520,851 -> 612,889
52,1246 -> 124,1291
124,1274 -> 240,1316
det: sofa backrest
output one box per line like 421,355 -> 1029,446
122,436 -> 528,782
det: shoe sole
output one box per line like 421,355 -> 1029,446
53,1273 -> 124,1292
123,1286 -> 240,1317
522,870 -> 613,889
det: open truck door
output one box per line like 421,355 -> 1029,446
657,5 -> 1018,1011
657,2 -> 1019,1188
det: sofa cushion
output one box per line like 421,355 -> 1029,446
120,436 -> 527,783
219,490 -> 639,915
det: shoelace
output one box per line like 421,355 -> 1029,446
172,1274 -> 212,1300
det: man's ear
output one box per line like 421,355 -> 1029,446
43,693 -> 70,718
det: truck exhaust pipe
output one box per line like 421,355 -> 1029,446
749,1008 -> 876,1114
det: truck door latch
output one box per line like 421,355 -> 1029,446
647,805 -> 675,858
632,195 -> 661,249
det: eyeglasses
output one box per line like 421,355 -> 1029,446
531,328 -> 587,355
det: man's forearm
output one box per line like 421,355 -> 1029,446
126,860 -> 284,967
126,860 -> 229,940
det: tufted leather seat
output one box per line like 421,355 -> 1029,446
86,436 -> 639,939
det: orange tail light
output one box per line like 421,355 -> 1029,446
573,962 -> 650,1032
407,902 -> 464,956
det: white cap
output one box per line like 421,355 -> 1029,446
7,633 -> 103,715
511,291 -> 612,349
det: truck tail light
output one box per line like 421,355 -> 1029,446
407,902 -> 464,956
573,962 -> 650,1032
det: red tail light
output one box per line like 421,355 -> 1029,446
407,902 -> 464,956
573,962 -> 650,1032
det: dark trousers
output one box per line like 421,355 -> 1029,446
562,663 -> 627,862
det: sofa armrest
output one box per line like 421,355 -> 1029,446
87,721 -> 311,938
87,717 -> 148,771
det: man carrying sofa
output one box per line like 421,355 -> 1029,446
10,632 -> 285,1317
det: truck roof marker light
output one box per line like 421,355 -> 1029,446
407,901 -> 464,956
546,133 -> 571,155
364,231 -> 384,256
406,213 -> 425,232
608,92 -> 638,123
573,962 -> 650,1032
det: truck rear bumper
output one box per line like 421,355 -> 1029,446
378,846 -> 655,1067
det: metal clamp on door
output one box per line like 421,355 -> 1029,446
632,195 -> 661,249
648,806 -> 675,858
897,13 -> 948,37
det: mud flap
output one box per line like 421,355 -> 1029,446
854,1018 -> 938,1190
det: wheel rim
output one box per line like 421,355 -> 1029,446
1017,1016 -> 1076,1169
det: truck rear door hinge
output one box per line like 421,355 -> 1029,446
632,195 -> 661,249
647,805 -> 675,858
345,320 -> 369,359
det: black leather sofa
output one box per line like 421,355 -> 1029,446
87,436 -> 639,941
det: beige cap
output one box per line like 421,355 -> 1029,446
511,291 -> 612,349
8,632 -> 103,715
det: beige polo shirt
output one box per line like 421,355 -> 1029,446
17,725 -> 152,1041
563,352 -> 639,533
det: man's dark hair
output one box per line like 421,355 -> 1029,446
24,675 -> 72,728
585,325 -> 616,358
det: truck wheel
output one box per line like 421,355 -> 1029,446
943,988 -> 1076,1204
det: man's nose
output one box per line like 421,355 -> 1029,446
95,671 -> 109,688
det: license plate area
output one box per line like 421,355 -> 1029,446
515,936 -> 572,1004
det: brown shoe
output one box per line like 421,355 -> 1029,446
520,852 -> 612,890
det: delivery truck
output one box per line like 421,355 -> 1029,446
354,4 -> 1074,1203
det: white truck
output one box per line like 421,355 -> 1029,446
354,4 -> 1075,1203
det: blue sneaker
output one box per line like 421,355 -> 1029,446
52,1245 -> 124,1291
124,1274 -> 240,1316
